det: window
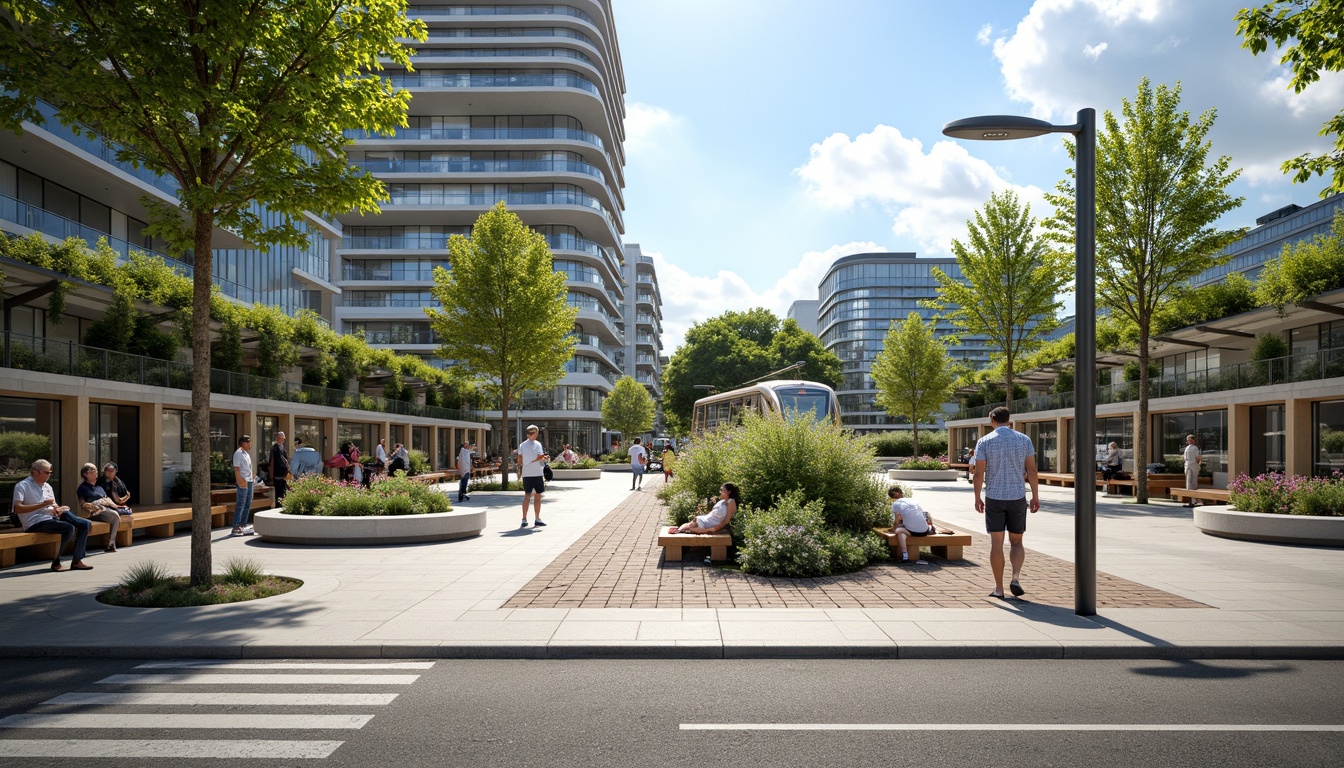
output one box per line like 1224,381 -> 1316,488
1249,404 -> 1285,476
1313,400 -> 1344,478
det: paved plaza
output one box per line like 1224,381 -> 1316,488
0,472 -> 1340,658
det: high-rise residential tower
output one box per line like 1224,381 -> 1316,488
621,243 -> 664,435
337,1 -> 627,455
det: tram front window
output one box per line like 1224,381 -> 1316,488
775,388 -> 831,420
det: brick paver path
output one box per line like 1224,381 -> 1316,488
506,478 -> 1206,610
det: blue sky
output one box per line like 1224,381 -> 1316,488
612,0 -> 1343,352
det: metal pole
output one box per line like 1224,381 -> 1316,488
1073,108 -> 1097,616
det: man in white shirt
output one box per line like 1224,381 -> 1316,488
628,437 -> 648,491
232,435 -> 255,536
457,440 -> 474,502
1182,434 -> 1203,507
888,485 -> 933,563
375,438 -> 389,472
514,425 -> 549,528
12,459 -> 92,571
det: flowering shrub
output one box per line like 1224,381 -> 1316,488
281,472 -> 449,516
1228,473 -> 1344,516
732,490 -> 888,577
898,455 -> 949,470
552,455 -> 599,469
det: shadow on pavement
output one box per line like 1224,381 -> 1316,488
1129,660 -> 1297,679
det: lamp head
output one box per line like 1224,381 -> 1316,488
942,115 -> 1058,141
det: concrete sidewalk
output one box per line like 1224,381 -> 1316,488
0,473 -> 1340,659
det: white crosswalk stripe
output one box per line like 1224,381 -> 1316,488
0,660 -> 435,760
43,692 -> 399,706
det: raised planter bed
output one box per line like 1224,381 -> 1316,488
550,468 -> 602,480
252,508 -> 487,545
1194,507 -> 1344,547
887,469 -> 962,481
600,464 -> 633,473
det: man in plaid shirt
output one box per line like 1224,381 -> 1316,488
971,407 -> 1040,600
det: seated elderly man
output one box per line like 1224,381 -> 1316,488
13,459 -> 93,571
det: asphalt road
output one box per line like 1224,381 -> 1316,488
0,658 -> 1339,767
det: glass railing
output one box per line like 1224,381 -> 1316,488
385,72 -> 599,96
950,349 -> 1344,421
27,97 -> 179,197
352,157 -> 605,181
343,235 -> 455,251
342,295 -> 434,308
413,27 -> 595,45
345,125 -> 604,151
385,187 -> 608,215
413,47 -> 594,65
546,233 -> 603,257
1,331 -> 478,422
408,4 -> 594,23
570,333 -> 620,361
360,330 -> 439,345
343,264 -> 444,281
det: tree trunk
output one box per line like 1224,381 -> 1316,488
189,211 -> 215,587
912,421 -> 920,458
1136,325 -> 1151,505
500,386 -> 511,489
1005,358 -> 1015,411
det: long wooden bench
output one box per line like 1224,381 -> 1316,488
872,527 -> 974,561
1100,474 -> 1190,497
657,527 -> 733,562
1169,487 -> 1231,506
0,502 -> 233,567
407,471 -> 449,484
1037,472 -> 1076,487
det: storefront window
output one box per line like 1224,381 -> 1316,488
1023,422 -> 1057,473
1249,404 -> 1286,476
337,422 -> 379,457
412,427 -> 429,455
1159,410 -> 1228,483
89,403 -> 140,504
294,418 -> 326,460
1095,416 -> 1134,472
1313,400 -> 1344,478
162,410 -> 188,501
0,396 -> 60,520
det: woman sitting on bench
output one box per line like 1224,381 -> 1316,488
671,482 -> 739,534
1101,442 -> 1125,481
889,485 -> 935,563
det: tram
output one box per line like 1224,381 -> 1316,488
690,380 -> 841,434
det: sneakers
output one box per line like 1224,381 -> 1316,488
231,527 -> 243,536
533,519 -> 547,527
520,519 -> 528,529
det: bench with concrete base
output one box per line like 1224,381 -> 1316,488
1037,472 -> 1076,487
657,527 -> 733,562
872,527 -> 974,561
408,471 -> 449,484
1102,477 -> 1185,497
1169,487 -> 1231,506
0,503 -> 233,567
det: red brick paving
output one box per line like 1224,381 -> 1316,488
505,477 -> 1206,610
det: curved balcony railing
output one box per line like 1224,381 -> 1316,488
346,125 -> 604,151
385,188 -> 616,231
354,158 -> 605,182
343,263 -> 445,281
385,72 -> 599,97
342,294 -> 435,308
570,333 -> 621,363
415,27 -> 596,45
950,349 -> 1344,421
360,330 -> 439,345
25,97 -> 178,197
1,331 -> 479,422
408,4 -> 595,23
546,233 -> 603,257
555,260 -> 606,289
413,47 -> 594,65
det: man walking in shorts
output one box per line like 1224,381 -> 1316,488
515,425 -> 548,528
628,437 -> 647,490
971,407 -> 1039,600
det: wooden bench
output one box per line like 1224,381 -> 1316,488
129,504 -> 232,539
657,527 -> 733,562
1037,472 -> 1076,487
209,486 -> 273,507
1168,487 -> 1231,506
407,471 -> 449,484
1101,475 -> 1186,497
0,517 -> 118,567
872,527 -> 974,561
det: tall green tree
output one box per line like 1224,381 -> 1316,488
425,203 -> 577,485
926,190 -> 1071,401
0,1 -> 424,586
870,312 -> 956,456
1045,78 -> 1243,502
1255,210 -> 1344,309
661,309 -> 842,433
601,376 -> 656,442
1237,0 -> 1344,196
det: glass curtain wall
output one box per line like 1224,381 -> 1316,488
0,396 -> 61,520
1023,422 -> 1058,473
88,403 -> 139,503
1313,400 -> 1344,477
1249,404 -> 1286,476
1096,416 -> 1134,473
1158,410 -> 1228,482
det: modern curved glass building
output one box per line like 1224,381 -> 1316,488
337,1 -> 629,456
811,252 -> 991,433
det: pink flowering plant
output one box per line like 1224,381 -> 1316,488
898,455 -> 949,471
1228,473 -> 1344,516
281,472 -> 449,516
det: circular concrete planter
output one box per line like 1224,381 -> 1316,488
601,464 -> 633,473
887,469 -> 962,481
550,468 -> 601,480
252,508 -> 487,545
1194,507 -> 1344,546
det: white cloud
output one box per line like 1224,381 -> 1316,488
794,125 -> 1047,254
647,242 -> 886,353
991,0 -> 1341,187
976,23 -> 994,45
623,102 -> 679,155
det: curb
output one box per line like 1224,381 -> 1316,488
5,642 -> 1342,661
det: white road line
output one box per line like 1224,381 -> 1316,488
0,714 -> 372,730
0,740 -> 344,759
97,673 -> 419,686
681,723 -> 1344,732
135,661 -> 435,670
42,692 -> 399,707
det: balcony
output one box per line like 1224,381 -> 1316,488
24,97 -> 178,197
407,5 -> 595,23
343,264 -> 444,282
345,125 -> 604,152
353,157 -> 606,183
1,331 -> 479,422
360,330 -> 439,345
411,48 -> 595,66
385,72 -> 599,97
950,348 -> 1344,421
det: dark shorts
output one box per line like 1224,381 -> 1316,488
985,497 -> 1028,534
522,475 -> 545,495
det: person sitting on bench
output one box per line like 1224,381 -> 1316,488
1101,442 -> 1125,481
77,462 -> 129,554
889,485 -> 934,563
14,459 -> 92,571
671,482 -> 739,534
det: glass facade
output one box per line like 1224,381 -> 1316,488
1023,421 -> 1058,473
0,396 -> 61,520
1095,416 -> 1134,472
1158,410 -> 1228,481
1313,400 -> 1344,478
1249,404 -> 1286,476
89,403 -> 140,504
1192,195 -> 1344,287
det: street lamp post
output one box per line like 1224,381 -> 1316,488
942,109 -> 1097,616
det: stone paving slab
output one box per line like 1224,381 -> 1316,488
504,477 -> 1205,610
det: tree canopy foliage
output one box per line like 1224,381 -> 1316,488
1237,0 -> 1344,196
1255,210 -> 1344,310
601,376 -> 656,440
426,203 -> 577,482
927,190 -> 1071,398
1045,78 -> 1243,502
661,310 -> 841,434
870,313 -> 956,456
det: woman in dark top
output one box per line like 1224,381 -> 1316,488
78,462 -> 127,553
98,463 -> 132,507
